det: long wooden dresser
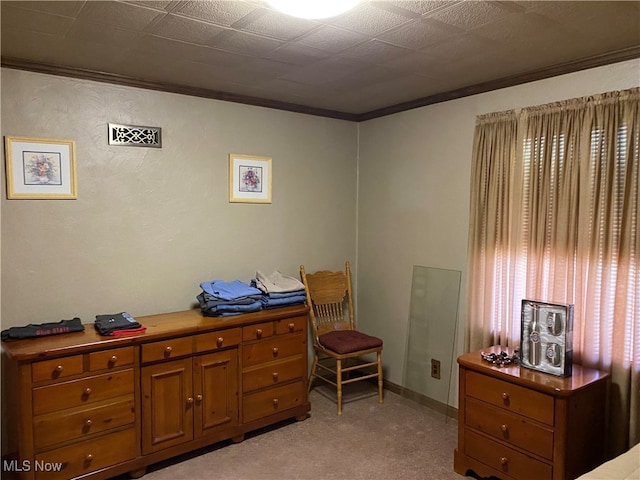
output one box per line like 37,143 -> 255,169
454,346 -> 610,480
1,305 -> 310,480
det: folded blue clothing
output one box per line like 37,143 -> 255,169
263,289 -> 306,299
200,280 -> 261,300
201,300 -> 263,317
260,294 -> 307,307
198,292 -> 262,307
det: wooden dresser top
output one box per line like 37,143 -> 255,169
1,304 -> 309,362
458,345 -> 610,397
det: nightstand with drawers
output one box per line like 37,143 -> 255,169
454,346 -> 610,480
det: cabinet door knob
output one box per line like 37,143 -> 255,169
272,347 -> 279,356
501,392 -> 509,401
256,329 -> 263,339
272,372 -> 279,382
109,355 -> 118,364
272,398 -> 279,407
186,397 -> 194,405
500,457 -> 508,465
85,419 -> 93,427
196,394 -> 203,402
86,454 -> 94,462
288,323 -> 295,332
501,424 -> 508,432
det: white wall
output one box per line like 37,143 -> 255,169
356,59 -> 640,402
0,69 -> 357,325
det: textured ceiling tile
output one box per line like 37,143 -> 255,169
297,25 -> 370,53
0,27 -> 61,62
379,18 -> 458,49
330,2 -> 415,36
471,11 -> 566,50
124,1 -> 176,11
380,50 -> 440,75
429,1 -> 515,30
66,20 -> 143,49
279,57 -> 369,85
380,1 -> 460,16
1,5 -> 75,36
237,9 -> 319,41
77,1 -> 166,31
211,30 -> 285,56
174,0 -> 261,27
262,44 -> 331,66
322,64 -> 399,91
340,39 -> 414,64
131,34 -> 230,65
1,1 -> 85,17
148,14 -> 225,45
418,33 -> 500,62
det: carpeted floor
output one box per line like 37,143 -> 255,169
138,383 -> 470,480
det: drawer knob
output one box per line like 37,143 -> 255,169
85,419 -> 93,427
256,329 -> 263,339
272,372 -> 279,382
288,322 -> 295,332
196,394 -> 203,402
501,392 -> 509,401
501,424 -> 508,433
272,347 -> 279,356
500,456 -> 508,465
109,355 -> 118,364
55,365 -> 64,373
217,337 -> 224,347
164,346 -> 173,355
273,398 -> 279,407
86,454 -> 94,462
83,387 -> 92,396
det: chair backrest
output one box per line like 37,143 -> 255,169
300,261 -> 355,340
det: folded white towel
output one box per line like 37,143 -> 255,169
255,270 -> 305,294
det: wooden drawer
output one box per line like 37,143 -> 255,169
89,346 -> 135,371
243,355 -> 305,392
466,398 -> 554,460
242,334 -> 304,367
33,369 -> 134,415
466,370 -> 554,425
32,355 -> 83,383
275,316 -> 306,335
34,427 -> 137,480
464,428 -> 552,480
243,321 -> 274,342
141,336 -> 193,363
243,381 -> 304,423
196,328 -> 242,353
34,395 -> 136,449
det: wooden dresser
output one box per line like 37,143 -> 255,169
454,346 -> 610,480
2,305 -> 309,480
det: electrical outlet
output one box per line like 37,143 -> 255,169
431,359 -> 441,379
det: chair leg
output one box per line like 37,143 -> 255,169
308,354 -> 318,394
377,351 -> 383,404
336,359 -> 343,415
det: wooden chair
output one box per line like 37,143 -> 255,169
300,261 -> 383,415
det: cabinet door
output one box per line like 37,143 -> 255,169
193,349 -> 239,438
141,358 -> 193,454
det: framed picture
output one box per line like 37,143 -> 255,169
4,136 -> 77,199
229,153 -> 272,203
520,299 -> 574,377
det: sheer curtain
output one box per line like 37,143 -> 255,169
466,88 -> 639,455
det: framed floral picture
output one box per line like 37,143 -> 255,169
228,153 -> 272,203
4,136 -> 77,199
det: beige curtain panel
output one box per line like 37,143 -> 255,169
466,88 -> 639,456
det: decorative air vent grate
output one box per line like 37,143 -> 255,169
108,123 -> 162,148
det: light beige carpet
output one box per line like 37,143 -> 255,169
136,383 -> 469,480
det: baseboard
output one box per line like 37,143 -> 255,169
382,379 -> 458,420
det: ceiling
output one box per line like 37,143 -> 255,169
1,1 -> 639,121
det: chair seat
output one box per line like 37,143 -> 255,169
318,330 -> 383,354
